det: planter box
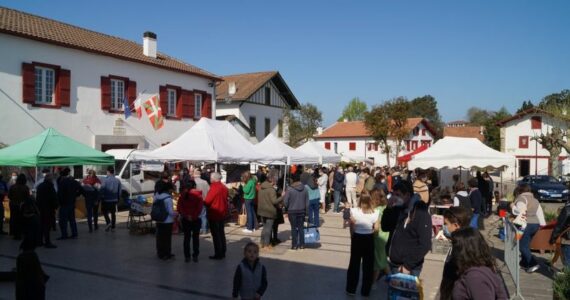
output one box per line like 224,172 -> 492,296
530,228 -> 556,253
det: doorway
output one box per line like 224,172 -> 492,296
519,159 -> 530,177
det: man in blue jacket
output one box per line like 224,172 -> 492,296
100,167 -> 121,232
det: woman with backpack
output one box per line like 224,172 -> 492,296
306,177 -> 321,227
153,181 -> 176,260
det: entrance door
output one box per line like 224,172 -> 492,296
519,159 -> 530,177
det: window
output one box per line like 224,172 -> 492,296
265,87 -> 271,105
405,140 -> 411,151
249,116 -> 256,137
34,66 -> 55,104
167,88 -> 177,116
519,136 -> 529,149
349,142 -> 356,151
324,142 -> 331,150
265,118 -> 271,137
421,129 -> 426,136
110,79 -> 125,110
278,119 -> 283,137
411,141 -> 418,150
194,93 -> 202,118
413,127 -> 420,136
334,142 -> 338,154
531,116 -> 542,130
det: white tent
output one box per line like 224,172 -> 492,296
254,134 -> 320,165
340,153 -> 374,165
136,118 -> 286,163
296,141 -> 341,164
408,137 -> 515,170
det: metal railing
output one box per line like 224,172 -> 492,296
504,218 -> 525,300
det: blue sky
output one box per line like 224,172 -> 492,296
4,1 -> 569,126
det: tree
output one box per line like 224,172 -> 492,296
483,107 -> 511,151
467,107 -> 492,126
364,104 -> 392,166
284,103 -> 323,147
338,97 -> 367,122
385,97 -> 412,160
517,100 -> 534,113
539,89 -> 570,110
408,95 -> 444,137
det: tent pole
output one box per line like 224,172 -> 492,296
129,162 -> 133,200
283,165 -> 288,190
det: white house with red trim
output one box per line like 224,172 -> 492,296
313,118 -> 436,166
0,7 -> 218,151
497,108 -> 569,178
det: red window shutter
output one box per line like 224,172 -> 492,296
127,80 -> 137,108
56,68 -> 71,107
180,89 -> 191,118
175,88 -> 183,118
324,142 -> 331,150
22,63 -> 35,104
406,141 -> 410,151
349,142 -> 356,151
202,93 -> 212,118
531,116 -> 542,130
100,76 -> 111,110
159,86 -> 168,115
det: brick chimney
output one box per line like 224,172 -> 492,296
143,31 -> 157,58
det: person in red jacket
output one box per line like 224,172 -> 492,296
178,181 -> 204,263
204,172 -> 229,260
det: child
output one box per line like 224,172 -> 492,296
232,242 -> 268,300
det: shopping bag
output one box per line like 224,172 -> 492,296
238,204 -> 247,227
304,225 -> 320,244
386,273 -> 423,300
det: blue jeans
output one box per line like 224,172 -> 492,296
389,262 -> 423,277
562,245 -> 570,267
199,207 -> 208,232
470,213 -> 479,229
333,190 -> 341,213
308,202 -> 320,227
59,205 -> 77,238
520,223 -> 540,268
245,200 -> 255,231
288,213 -> 305,248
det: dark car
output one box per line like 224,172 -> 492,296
518,175 -> 569,202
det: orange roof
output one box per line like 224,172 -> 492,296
443,126 -> 485,142
315,118 -> 430,139
0,7 -> 220,80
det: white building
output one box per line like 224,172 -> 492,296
497,108 -> 569,178
0,7 -> 219,151
313,118 -> 436,166
215,71 -> 300,143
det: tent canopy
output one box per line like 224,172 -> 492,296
0,128 -> 114,167
407,137 -> 515,170
136,118 -> 286,163
296,141 -> 341,164
254,134 -> 319,165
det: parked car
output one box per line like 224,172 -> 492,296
518,175 -> 570,202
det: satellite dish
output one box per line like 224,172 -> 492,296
228,82 -> 236,96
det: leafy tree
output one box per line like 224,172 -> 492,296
385,97 -> 412,159
408,95 -> 444,137
338,97 -> 368,122
467,107 -> 492,126
539,89 -> 570,111
516,100 -> 534,113
284,103 -> 323,147
483,107 -> 511,150
364,104 -> 392,166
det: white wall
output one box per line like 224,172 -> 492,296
0,34 -> 215,149
503,113 -> 569,177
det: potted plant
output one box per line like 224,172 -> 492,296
553,267 -> 570,300
530,205 -> 559,253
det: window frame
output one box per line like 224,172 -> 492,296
194,93 -> 203,118
110,78 -> 125,111
264,118 -> 271,137
349,142 -> 356,151
34,66 -> 55,104
249,116 -> 257,137
519,136 -> 529,149
167,88 -> 177,117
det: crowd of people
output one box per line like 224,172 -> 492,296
1,162 -> 569,300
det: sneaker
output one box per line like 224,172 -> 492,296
242,229 -> 253,233
526,265 -> 540,273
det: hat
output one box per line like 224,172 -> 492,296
193,170 -> 202,177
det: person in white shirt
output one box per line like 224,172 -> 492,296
193,169 -> 210,234
346,193 -> 378,297
344,166 -> 358,208
317,168 -> 329,213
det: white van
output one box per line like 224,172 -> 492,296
101,149 -> 164,201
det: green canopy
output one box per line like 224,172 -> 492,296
0,128 -> 114,166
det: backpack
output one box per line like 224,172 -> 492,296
150,198 -> 169,222
457,193 -> 472,211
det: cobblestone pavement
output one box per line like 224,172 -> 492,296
0,211 -> 448,300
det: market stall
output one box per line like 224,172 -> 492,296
254,134 -> 319,165
296,141 -> 341,165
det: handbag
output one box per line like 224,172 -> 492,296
304,223 -> 320,244
238,204 -> 247,227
